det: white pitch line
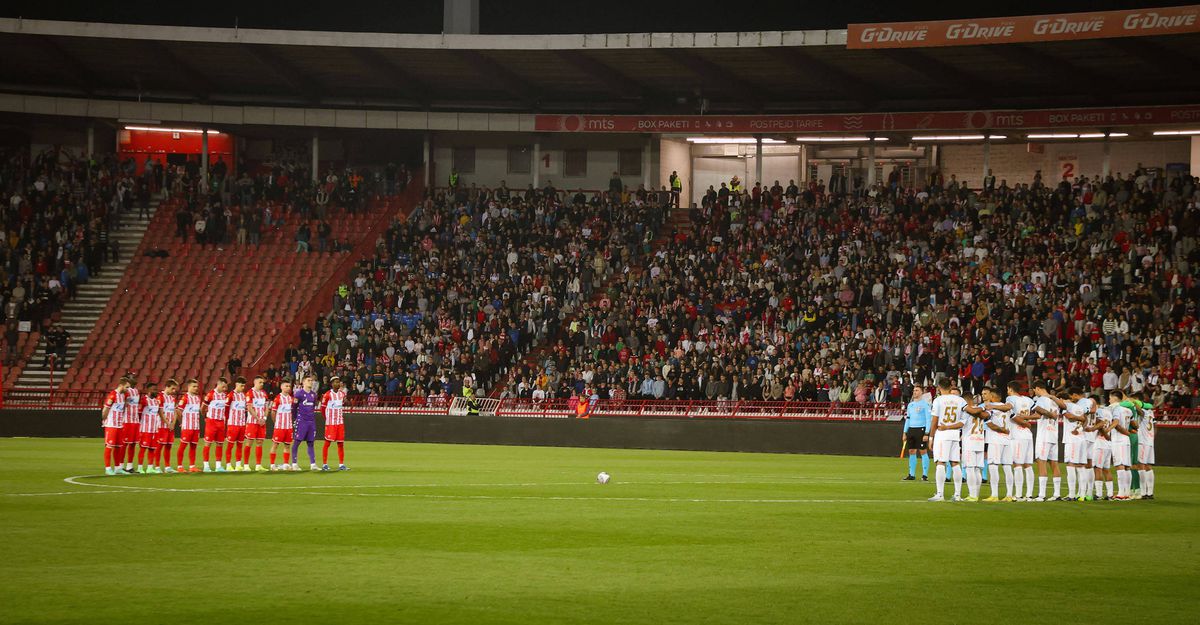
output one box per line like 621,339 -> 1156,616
285,491 -> 926,504
34,475 -> 924,504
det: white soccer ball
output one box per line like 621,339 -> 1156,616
596,471 -> 611,484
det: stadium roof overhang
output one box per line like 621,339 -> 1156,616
2,17 -> 1200,117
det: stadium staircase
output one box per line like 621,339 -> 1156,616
58,185 -> 420,392
488,203 -> 690,396
8,200 -> 160,391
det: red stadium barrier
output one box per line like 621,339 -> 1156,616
4,389 -> 1200,427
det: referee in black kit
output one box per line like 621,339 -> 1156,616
903,388 -> 932,481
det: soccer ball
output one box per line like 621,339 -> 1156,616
596,471 -> 611,484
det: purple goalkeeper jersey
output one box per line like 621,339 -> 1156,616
295,389 -> 317,422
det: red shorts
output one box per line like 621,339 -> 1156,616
122,422 -> 140,444
225,425 -> 246,443
157,428 -> 175,445
273,428 -> 293,444
203,420 -> 226,443
104,427 -> 123,447
180,428 -> 199,444
244,422 -> 266,440
324,424 -> 345,442
139,432 -> 159,449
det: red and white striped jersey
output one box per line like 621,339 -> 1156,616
321,389 -> 347,426
139,395 -> 163,434
227,391 -> 248,426
178,392 -> 202,430
102,389 -> 127,428
272,393 -> 295,430
247,389 -> 269,423
124,388 -> 141,425
204,390 -> 229,422
160,393 -> 177,429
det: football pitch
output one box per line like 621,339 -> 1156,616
2,438 -> 1198,625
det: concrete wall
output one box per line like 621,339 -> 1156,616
431,131 -> 653,191
941,139 -> 1191,187
659,137 -> 691,204
6,409 -> 1200,466
1191,136 -> 1200,178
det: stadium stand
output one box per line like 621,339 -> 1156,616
267,182 -> 670,401
279,168 -> 1200,409
57,164 -> 422,391
1,147 -> 143,388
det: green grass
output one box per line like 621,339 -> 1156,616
1,438 -> 1198,625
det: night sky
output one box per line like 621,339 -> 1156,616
2,0 -> 1195,34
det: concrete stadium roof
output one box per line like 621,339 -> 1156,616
1,17 -> 1199,115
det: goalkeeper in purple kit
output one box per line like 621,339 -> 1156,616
291,376 -> 319,471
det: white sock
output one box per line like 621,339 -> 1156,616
1094,476 -> 1103,498
1066,468 -> 1077,498
1038,476 -> 1048,498
1003,466 -> 1014,498
953,466 -> 963,498
216,462 -> 223,469
1053,476 -> 1062,498
973,468 -> 983,498
1117,470 -> 1130,496
1145,470 -> 1154,496
1106,480 -> 1114,497
934,465 -> 946,497
1025,468 -> 1035,497
1014,467 -> 1025,498
204,461 -> 211,470
988,465 -> 1001,497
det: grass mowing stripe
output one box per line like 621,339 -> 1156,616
2,438 -> 1197,625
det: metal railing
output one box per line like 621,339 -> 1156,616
4,389 -> 1200,428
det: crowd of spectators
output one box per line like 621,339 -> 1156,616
273,162 -> 1200,410
1,147 -> 130,365
268,177 -> 668,401
168,156 -> 409,252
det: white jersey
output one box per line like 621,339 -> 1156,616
1034,396 -> 1060,443
963,408 -> 989,452
986,407 -> 1012,445
1093,406 -> 1112,448
1063,401 -> 1087,442
1077,397 -> 1098,442
931,394 -> 968,442
1109,404 -> 1132,446
1137,407 -> 1156,446
1007,395 -> 1035,441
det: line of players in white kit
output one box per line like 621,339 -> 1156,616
927,378 -> 1158,502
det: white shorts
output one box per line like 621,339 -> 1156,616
932,437 -> 961,463
1111,443 -> 1132,467
1137,444 -> 1155,465
962,449 -> 986,468
1082,440 -> 1095,465
1064,439 -> 1088,465
1092,445 -> 1112,470
1036,440 -> 1059,462
987,441 -> 1013,465
1012,438 -> 1034,465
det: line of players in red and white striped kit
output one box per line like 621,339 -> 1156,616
100,374 -> 348,475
